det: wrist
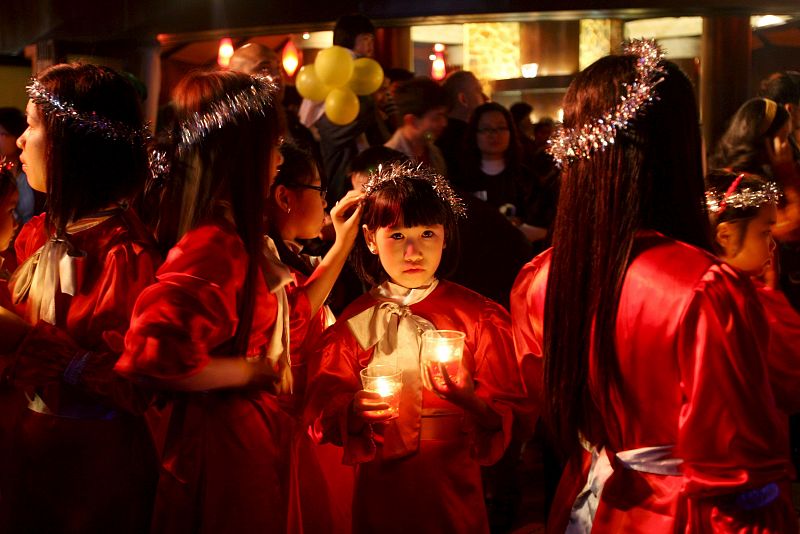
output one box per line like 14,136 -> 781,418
347,400 -> 368,435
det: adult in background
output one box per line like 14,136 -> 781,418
300,14 -> 384,205
385,77 -> 449,176
759,71 -> 800,161
461,102 -> 554,244
230,43 -> 320,167
436,70 -> 486,179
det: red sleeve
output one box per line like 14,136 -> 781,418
469,303 -> 528,465
9,239 -> 160,414
755,283 -> 800,414
303,313 -> 376,464
676,265 -> 792,500
116,224 -> 249,380
509,250 -> 550,427
14,213 -> 47,264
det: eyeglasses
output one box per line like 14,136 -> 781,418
477,127 -> 510,136
287,183 -> 327,198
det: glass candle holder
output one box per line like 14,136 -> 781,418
360,364 -> 403,419
420,330 -> 465,388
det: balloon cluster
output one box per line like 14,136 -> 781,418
295,46 -> 384,125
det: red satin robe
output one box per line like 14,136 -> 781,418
283,265 -> 356,534
305,280 -> 527,534
116,220 -> 311,534
754,281 -> 800,416
511,232 -> 797,533
2,211 -> 160,533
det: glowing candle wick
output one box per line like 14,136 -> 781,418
375,377 -> 393,397
435,343 -> 454,363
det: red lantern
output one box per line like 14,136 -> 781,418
282,40 -> 301,78
431,43 -> 446,81
217,37 -> 234,68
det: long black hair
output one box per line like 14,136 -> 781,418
709,98 -> 790,174
35,64 -> 148,233
158,70 -> 283,354
543,56 -> 711,454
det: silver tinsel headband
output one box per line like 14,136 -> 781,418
706,174 -> 781,216
547,38 -> 666,167
174,74 -> 279,154
361,161 -> 467,219
26,78 -> 153,145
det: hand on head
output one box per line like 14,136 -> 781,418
329,189 -> 364,249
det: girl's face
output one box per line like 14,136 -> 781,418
476,111 -> 510,159
718,203 -> 777,277
0,187 -> 19,251
17,100 -> 47,192
285,168 -> 327,240
364,222 -> 445,289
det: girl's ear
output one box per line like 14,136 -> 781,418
715,221 -> 735,257
362,224 -> 378,254
273,185 -> 291,213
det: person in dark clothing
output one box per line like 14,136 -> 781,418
437,70 -> 486,180
300,14 -> 385,205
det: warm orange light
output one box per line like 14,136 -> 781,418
217,38 -> 234,68
282,40 -> 300,77
431,53 -> 446,81
433,43 -> 445,53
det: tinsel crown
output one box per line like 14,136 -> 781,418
174,74 -> 280,154
26,78 -> 153,145
705,175 -> 781,215
361,161 -> 467,219
547,38 -> 666,167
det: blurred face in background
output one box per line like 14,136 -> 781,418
476,110 -> 510,159
353,33 -> 375,58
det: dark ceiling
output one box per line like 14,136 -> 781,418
4,0 -> 800,54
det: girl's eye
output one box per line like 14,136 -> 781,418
389,232 -> 404,240
421,230 -> 435,238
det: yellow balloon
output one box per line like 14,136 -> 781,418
349,58 -> 384,95
325,87 -> 360,125
314,46 -> 354,88
295,65 -> 330,102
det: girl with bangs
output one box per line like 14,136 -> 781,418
304,162 -> 526,534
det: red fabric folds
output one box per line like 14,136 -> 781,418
118,220 -> 303,534
305,280 -> 527,534
510,233 -> 797,533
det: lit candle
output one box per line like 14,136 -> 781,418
435,343 -> 455,363
375,376 -> 393,398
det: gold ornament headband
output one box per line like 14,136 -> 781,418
547,39 -> 666,167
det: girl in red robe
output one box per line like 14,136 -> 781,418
267,142 -> 363,533
705,170 -> 800,416
304,162 -> 527,534
115,70 -> 362,534
511,42 -> 797,533
0,64 -> 159,533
